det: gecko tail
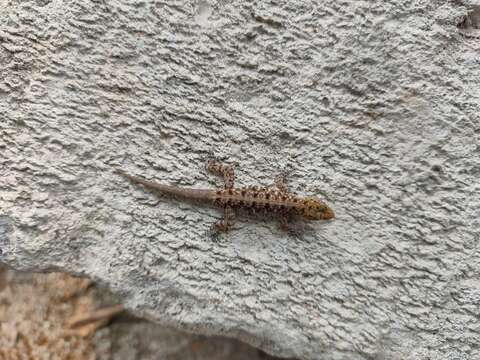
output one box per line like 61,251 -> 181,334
114,168 -> 139,182
114,168 -> 212,201
114,168 -> 155,186
114,168 -> 126,176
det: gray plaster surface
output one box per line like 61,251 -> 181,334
0,0 -> 479,359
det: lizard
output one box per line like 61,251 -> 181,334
115,160 -> 334,232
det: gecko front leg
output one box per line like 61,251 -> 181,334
279,214 -> 290,231
206,160 -> 235,189
278,213 -> 305,237
274,173 -> 289,193
212,206 -> 235,233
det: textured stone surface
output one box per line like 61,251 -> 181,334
0,0 -> 479,359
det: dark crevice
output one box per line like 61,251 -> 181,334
458,6 -> 480,29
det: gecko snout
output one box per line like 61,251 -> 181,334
322,206 -> 335,220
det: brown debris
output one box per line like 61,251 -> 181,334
0,267 -> 106,360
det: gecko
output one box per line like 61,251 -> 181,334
115,160 -> 334,232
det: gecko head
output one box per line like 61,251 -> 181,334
300,197 -> 335,220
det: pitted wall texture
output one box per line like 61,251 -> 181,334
0,1 -> 479,359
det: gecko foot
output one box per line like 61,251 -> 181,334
274,169 -> 294,193
210,219 -> 232,233
206,159 -> 235,190
207,223 -> 227,241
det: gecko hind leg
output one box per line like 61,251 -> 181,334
211,206 -> 235,234
206,159 -> 235,189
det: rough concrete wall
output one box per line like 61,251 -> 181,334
0,0 -> 479,359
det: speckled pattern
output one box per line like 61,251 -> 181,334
117,164 -> 334,232
0,1 -> 479,359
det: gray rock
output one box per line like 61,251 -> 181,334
0,0 -> 478,359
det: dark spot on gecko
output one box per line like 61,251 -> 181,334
265,193 -> 270,200
253,192 -> 258,198
228,189 -> 233,195
241,190 -> 246,196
